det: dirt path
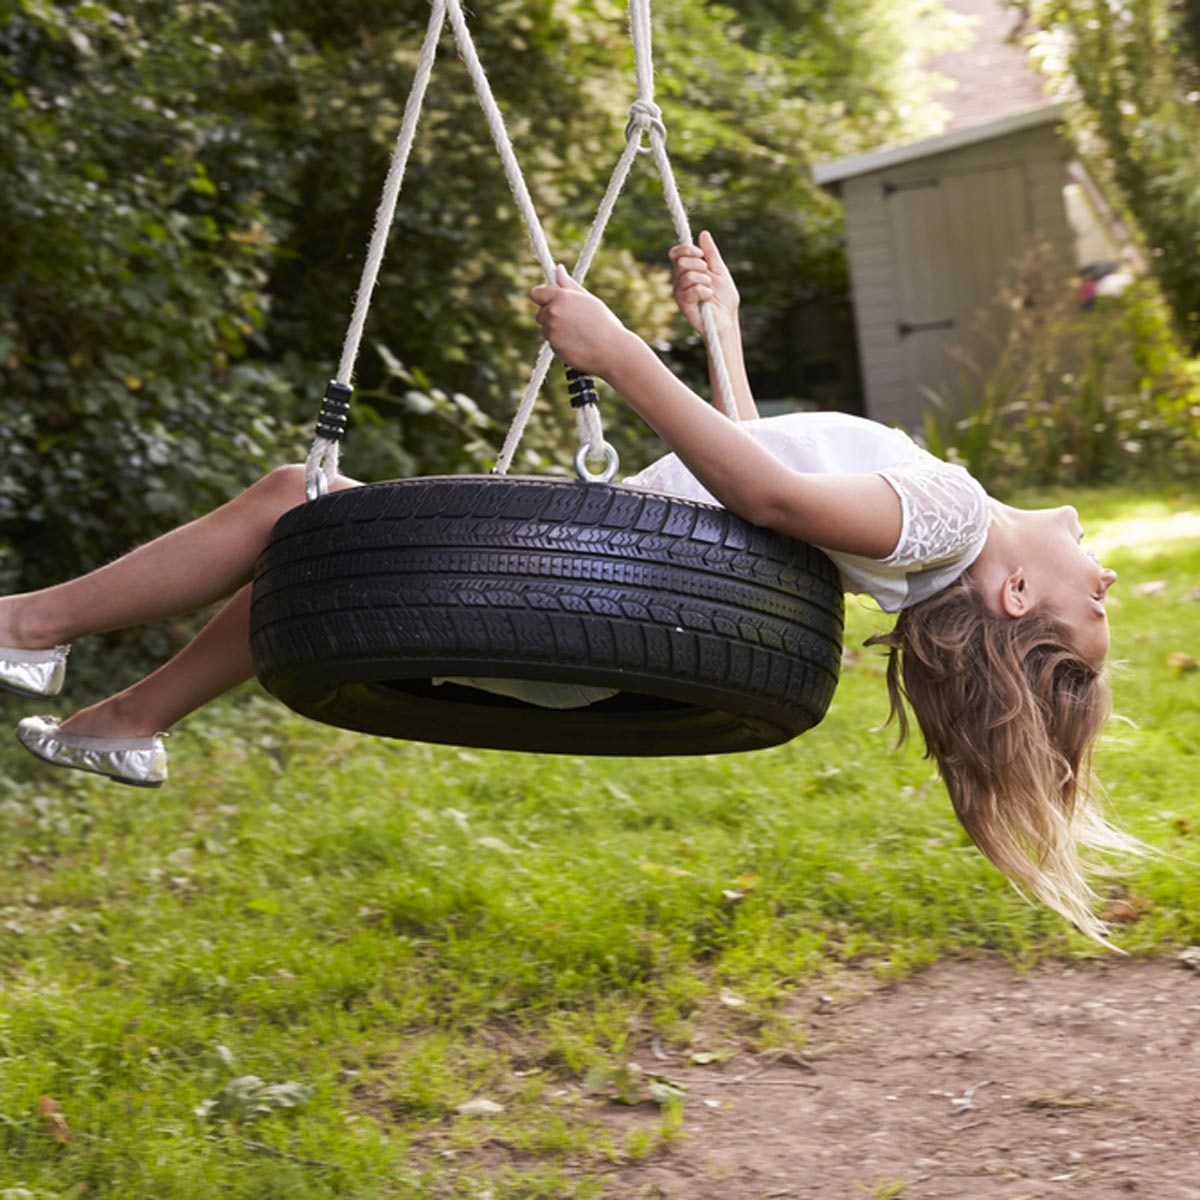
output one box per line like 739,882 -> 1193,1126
605,956 -> 1200,1199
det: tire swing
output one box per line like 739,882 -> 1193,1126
249,0 -> 844,756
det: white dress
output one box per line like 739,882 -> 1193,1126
438,412 -> 991,708
626,411 -> 991,612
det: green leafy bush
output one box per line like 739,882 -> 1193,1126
1024,0 -> 1200,353
923,243 -> 1200,492
0,2 -> 298,599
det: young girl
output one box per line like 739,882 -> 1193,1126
3,233 -> 1128,940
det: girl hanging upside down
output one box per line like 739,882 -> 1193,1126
1,232 -> 1133,940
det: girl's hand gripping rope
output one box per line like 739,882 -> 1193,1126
530,266 -> 635,380
669,230 -> 739,340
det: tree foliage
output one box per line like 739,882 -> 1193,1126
1,0 -> 955,620
1020,0 -> 1200,352
0,1 -> 293,599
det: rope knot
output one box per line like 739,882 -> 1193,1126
624,98 -> 666,151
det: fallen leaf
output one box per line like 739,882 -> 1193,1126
1175,818 -> 1193,836
950,1080 -> 992,1114
1099,896 -> 1148,923
1025,1089 -> 1095,1110
1133,580 -> 1168,597
579,1063 -> 686,1109
1099,888 -> 1152,921
719,989 -> 746,1008
583,1063 -> 645,1105
455,1098 -> 504,1117
646,1075 -> 687,1106
37,1095 -> 71,1144
1166,652 -> 1199,672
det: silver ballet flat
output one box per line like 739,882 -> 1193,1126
0,644 -> 70,698
16,715 -> 169,788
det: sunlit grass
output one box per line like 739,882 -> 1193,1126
0,485 -> 1197,1197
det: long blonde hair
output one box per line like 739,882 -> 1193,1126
866,572 -> 1139,943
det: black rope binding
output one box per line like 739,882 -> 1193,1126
315,380 -> 353,441
565,367 -> 599,409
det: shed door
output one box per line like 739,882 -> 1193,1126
887,163 -> 1029,411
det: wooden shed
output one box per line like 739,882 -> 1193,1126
814,104 -> 1077,428
811,0 -> 1140,427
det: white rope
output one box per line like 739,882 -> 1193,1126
444,0 -> 626,474
310,0 -> 737,495
632,0 -> 655,104
494,0 -> 737,472
442,0 -> 557,281
630,0 -> 738,419
493,128 -> 644,475
336,1 -> 446,384
649,135 -> 739,419
310,0 -> 572,494
307,0 -> 447,497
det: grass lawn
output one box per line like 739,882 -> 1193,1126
1,484 -> 1198,1198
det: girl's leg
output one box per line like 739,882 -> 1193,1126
0,465 -> 357,649
59,584 -> 257,739
5,466 -> 360,739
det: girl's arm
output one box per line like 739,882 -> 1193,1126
669,232 -> 758,422
531,269 -> 901,559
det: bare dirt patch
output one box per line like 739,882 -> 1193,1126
604,956 -> 1200,1199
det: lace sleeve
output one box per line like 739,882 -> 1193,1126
878,460 -> 991,569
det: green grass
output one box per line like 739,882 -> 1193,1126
1,485 -> 1199,1197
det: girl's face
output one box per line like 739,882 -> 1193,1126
1018,505 -> 1117,665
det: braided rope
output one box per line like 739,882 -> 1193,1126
308,0 -> 736,497
306,0 -> 447,498
493,126 -> 644,475
629,0 -> 738,419
647,134 -> 739,419
310,0 -> 612,492
443,0 -> 615,474
492,0 -> 738,473
441,0 -> 557,281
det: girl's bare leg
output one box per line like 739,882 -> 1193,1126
0,465 -> 356,649
0,465 -> 360,737
60,585 -> 257,738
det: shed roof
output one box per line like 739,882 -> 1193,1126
812,102 -> 1065,188
925,0 -> 1051,132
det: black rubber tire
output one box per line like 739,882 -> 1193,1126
250,476 -> 844,756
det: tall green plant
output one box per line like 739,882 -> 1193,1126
1020,0 -> 1200,352
923,243 -> 1200,492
